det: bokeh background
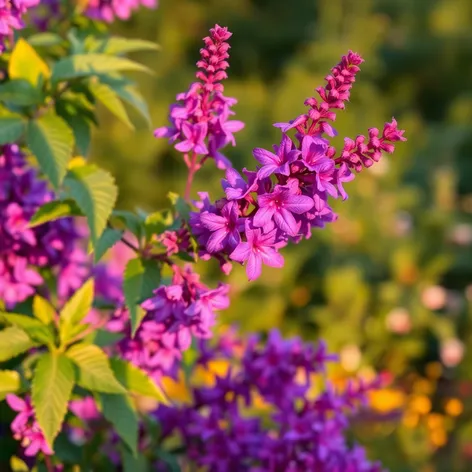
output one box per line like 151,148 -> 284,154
91,1 -> 472,470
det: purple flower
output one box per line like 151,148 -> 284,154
230,224 -> 284,281
175,122 -> 209,155
6,394 -> 53,457
254,186 -> 314,236
253,134 -> 299,178
199,201 -> 244,253
222,168 -> 258,201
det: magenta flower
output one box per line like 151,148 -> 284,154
6,394 -> 53,457
230,225 -> 284,281
199,201 -> 244,253
253,134 -> 299,178
254,186 -> 314,236
155,25 -> 244,175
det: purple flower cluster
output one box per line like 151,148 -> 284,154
0,0 -> 39,53
85,0 -> 157,23
154,24 -> 244,182
104,264 -> 230,382
0,145 -> 81,307
155,330 -> 385,472
190,52 -> 406,280
6,394 -> 52,457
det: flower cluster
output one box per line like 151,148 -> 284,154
0,145 -> 81,307
154,24 -> 244,188
85,0 -> 157,23
6,395 -> 52,457
104,264 -> 230,382
190,52 -> 406,280
0,0 -> 39,53
155,330 -> 384,472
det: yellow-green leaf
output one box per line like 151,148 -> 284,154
9,38 -> 50,86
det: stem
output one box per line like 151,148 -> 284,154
184,152 -> 199,201
120,235 -> 140,253
44,455 -> 54,472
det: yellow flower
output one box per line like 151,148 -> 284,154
410,394 -> 432,415
444,398 -> 463,417
369,389 -> 406,413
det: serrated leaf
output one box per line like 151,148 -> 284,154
100,393 -> 138,455
29,199 -> 83,227
123,258 -> 146,336
68,114 -> 92,156
0,370 -> 21,400
27,111 -> 74,189
0,114 -> 25,145
66,344 -> 126,394
94,227 -> 123,263
97,76 -> 151,126
0,327 -> 36,362
32,353 -> 75,449
64,164 -> 118,246
145,210 -> 173,240
89,36 -> 159,55
32,296 -> 55,325
89,81 -> 133,129
52,54 -> 151,83
110,358 -> 168,403
9,38 -> 51,86
28,32 -> 63,48
59,279 -> 94,344
0,313 -> 53,345
168,192 -> 190,220
0,79 -> 43,106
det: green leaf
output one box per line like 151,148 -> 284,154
88,81 -> 133,129
87,329 -> 124,348
29,199 -> 83,227
32,353 -> 75,449
145,210 -> 173,239
112,210 -> 143,239
27,111 -> 74,189
89,36 -> 159,55
68,114 -> 92,156
97,76 -> 151,126
140,259 -> 161,301
122,447 -> 149,472
52,54 -> 151,83
123,258 -> 146,336
28,32 -> 63,48
0,327 -> 35,362
0,370 -> 21,400
94,227 -> 123,263
0,79 -> 43,106
100,393 -> 138,455
0,114 -> 25,145
9,38 -> 51,86
32,296 -> 55,325
110,358 -> 168,403
168,192 -> 191,220
0,313 -> 53,345
59,279 -> 94,344
66,344 -> 126,394
64,164 -> 118,246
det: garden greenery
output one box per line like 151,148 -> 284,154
0,1 -> 405,471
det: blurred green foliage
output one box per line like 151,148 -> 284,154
91,0 -> 472,470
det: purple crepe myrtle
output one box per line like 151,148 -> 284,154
154,329 -> 385,472
0,145 -> 82,307
85,0 -> 157,23
190,52 -> 406,280
0,0 -> 39,53
6,395 -> 52,457
154,25 -> 244,199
